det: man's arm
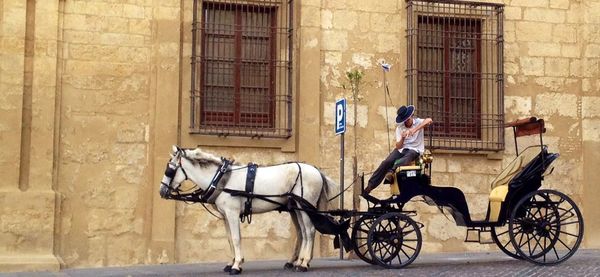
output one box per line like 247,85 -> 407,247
395,135 -> 406,149
408,118 -> 433,136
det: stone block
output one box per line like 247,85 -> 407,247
505,61 -> 519,75
585,44 -> 600,58
535,93 -> 578,117
115,187 -> 138,210
123,4 -> 145,19
583,59 -> 600,77
128,19 -> 151,35
370,14 -> 401,33
550,0 -> 570,9
63,30 -> 97,44
583,119 -> 600,142
111,143 -> 146,165
333,10 -> 358,31
584,26 -> 600,44
351,52 -> 374,69
505,95 -> 532,116
454,173 -> 491,193
447,159 -> 461,173
524,8 -> 565,23
157,7 -> 179,20
582,96 -> 600,118
358,12 -> 370,33
584,1 -> 600,24
519,56 -> 544,76
504,6 -> 522,20
511,0 -> 548,8
527,42 -> 561,57
562,44 -> 581,58
376,33 -> 400,53
426,214 -> 464,241
545,57 -> 570,76
516,22 -> 552,42
534,77 -> 565,91
431,156 -> 447,172
99,33 -> 145,46
322,30 -> 348,51
553,25 -> 577,43
301,6 -> 320,27
321,10 -> 333,29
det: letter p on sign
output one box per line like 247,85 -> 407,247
335,98 -> 346,135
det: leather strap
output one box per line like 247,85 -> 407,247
241,163 -> 258,223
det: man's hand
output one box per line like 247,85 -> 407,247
402,129 -> 415,138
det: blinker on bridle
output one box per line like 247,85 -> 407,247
161,150 -> 189,190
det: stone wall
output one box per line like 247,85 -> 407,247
0,0 -> 599,272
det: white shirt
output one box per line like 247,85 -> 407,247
395,117 -> 425,154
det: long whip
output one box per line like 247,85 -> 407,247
381,62 -> 392,152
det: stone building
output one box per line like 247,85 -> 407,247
1,0 -> 599,271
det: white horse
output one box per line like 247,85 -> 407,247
159,146 -> 337,274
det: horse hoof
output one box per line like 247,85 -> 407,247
294,265 -> 308,272
223,265 -> 232,272
283,262 -> 294,270
229,268 -> 242,275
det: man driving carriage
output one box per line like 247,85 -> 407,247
363,105 -> 432,195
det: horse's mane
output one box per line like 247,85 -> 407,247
185,148 -> 223,168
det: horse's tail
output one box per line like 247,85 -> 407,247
317,171 -> 338,211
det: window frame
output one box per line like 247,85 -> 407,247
190,0 -> 293,138
406,0 -> 504,152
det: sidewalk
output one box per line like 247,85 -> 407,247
2,249 -> 599,277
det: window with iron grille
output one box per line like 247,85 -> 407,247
407,0 -> 504,151
191,0 -> 293,138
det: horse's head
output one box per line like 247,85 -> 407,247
159,145 -> 226,199
159,145 -> 192,198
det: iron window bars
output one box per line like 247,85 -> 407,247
407,0 -> 504,151
191,0 -> 293,138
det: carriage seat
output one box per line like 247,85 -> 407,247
487,147 -> 540,222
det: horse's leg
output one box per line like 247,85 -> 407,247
224,210 -> 244,275
295,210 -> 316,272
294,211 -> 308,271
284,211 -> 301,270
223,217 -> 234,273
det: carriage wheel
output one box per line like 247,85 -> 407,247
367,213 -> 422,269
491,225 -> 522,260
351,215 -> 378,265
508,189 -> 584,265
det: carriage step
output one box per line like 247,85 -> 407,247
465,227 -> 494,244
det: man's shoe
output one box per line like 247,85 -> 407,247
383,172 -> 394,184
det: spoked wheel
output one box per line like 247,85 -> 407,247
351,215 -> 378,265
508,189 -> 584,265
367,213 -> 422,269
491,225 -> 523,260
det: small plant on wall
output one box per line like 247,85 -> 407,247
343,68 -> 364,219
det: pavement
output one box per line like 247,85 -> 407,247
2,249 -> 600,277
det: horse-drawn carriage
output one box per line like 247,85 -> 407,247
159,117 -> 583,273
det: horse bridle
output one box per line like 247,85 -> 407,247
159,149 -> 189,197
159,148 -> 233,204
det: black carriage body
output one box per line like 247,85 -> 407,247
389,146 -> 559,228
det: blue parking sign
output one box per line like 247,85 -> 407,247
335,98 -> 346,135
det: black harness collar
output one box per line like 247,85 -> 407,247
201,157 -> 233,203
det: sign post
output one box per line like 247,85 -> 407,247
335,98 -> 346,260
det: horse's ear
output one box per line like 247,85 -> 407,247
170,145 -> 179,157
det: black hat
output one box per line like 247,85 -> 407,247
395,105 -> 415,124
